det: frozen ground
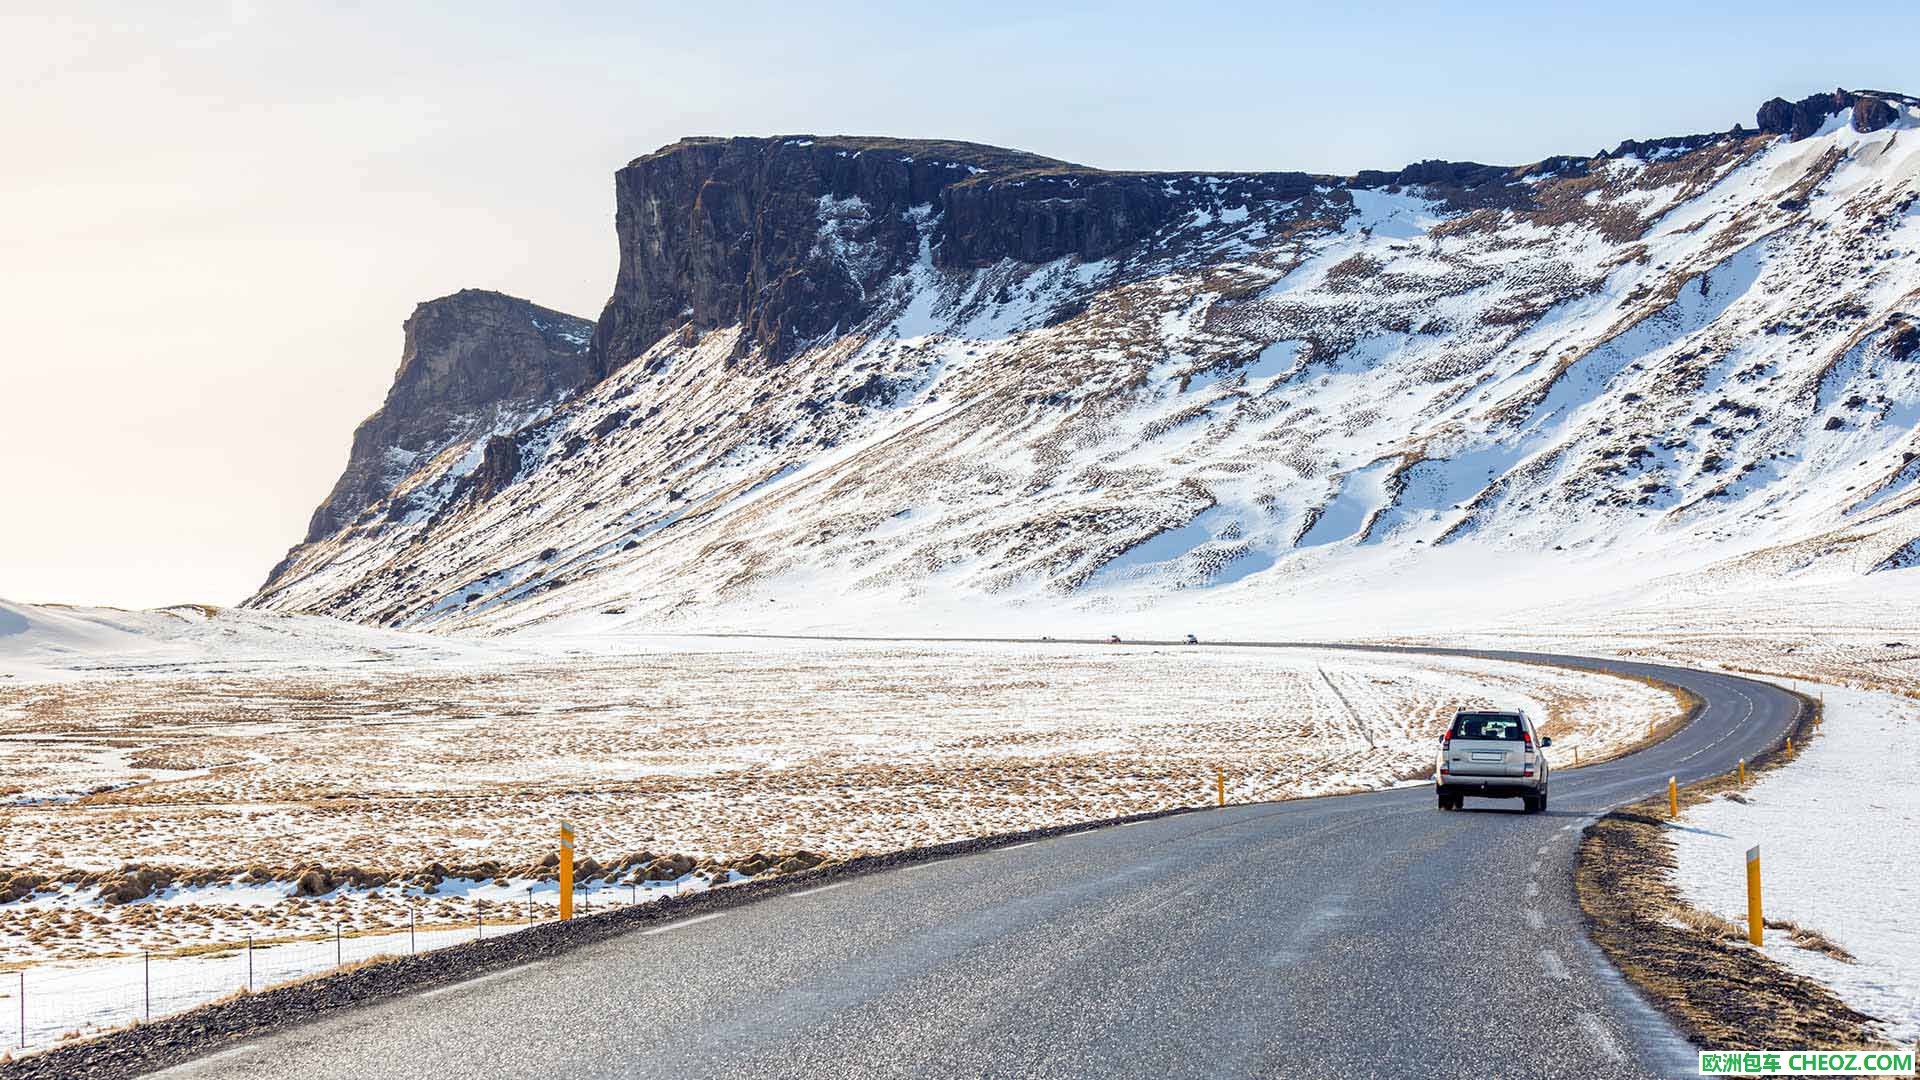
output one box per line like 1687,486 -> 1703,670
0,872 -> 718,1053
0,603 -> 1682,970
1669,685 -> 1920,1045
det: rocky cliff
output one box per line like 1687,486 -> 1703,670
586,136 -> 1570,373
298,289 -> 593,543
254,89 -> 1920,631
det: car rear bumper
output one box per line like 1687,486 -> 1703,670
1436,777 -> 1543,797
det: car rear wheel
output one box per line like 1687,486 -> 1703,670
1437,790 -> 1460,811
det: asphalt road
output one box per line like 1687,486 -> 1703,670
151,643 -> 1801,1080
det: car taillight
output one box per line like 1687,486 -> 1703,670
1523,766 -> 1535,776
1522,731 -> 1533,749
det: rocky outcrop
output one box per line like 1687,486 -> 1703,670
590,137 -> 1551,373
591,136 -> 1085,372
1853,97 -> 1898,133
1757,88 -> 1873,139
470,434 -> 522,501
301,290 -> 594,542
1756,89 -> 1912,139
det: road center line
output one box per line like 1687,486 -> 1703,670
642,912 -> 726,936
1577,1011 -> 1629,1062
1524,908 -> 1545,931
1537,950 -> 1571,980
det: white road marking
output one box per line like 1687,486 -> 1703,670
1537,950 -> 1570,980
1536,845 -> 1551,856
1525,880 -> 1540,898
153,1042 -> 257,1074
791,881 -> 850,898
1003,842 -> 1037,851
417,964 -> 537,1000
641,912 -> 726,936
1529,860 -> 1541,875
1524,909 -> 1545,931
1578,1011 -> 1628,1062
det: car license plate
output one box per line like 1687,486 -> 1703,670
1470,751 -> 1505,762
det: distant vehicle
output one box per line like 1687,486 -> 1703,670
1436,709 -> 1551,812
1107,634 -> 1122,644
1184,633 -> 1199,644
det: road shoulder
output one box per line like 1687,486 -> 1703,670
1574,689 -> 1892,1051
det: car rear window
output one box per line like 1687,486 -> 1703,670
1450,713 -> 1525,740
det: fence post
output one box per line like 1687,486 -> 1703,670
1217,769 -> 1225,807
478,904 -> 484,941
1746,845 -> 1764,945
145,950 -> 150,1021
17,969 -> 23,1049
1668,776 -> 1678,819
527,887 -> 534,925
409,908 -> 416,954
246,935 -> 253,992
336,923 -> 342,967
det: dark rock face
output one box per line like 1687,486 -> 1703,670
1885,318 -> 1919,361
1755,97 -> 1795,135
1757,89 -> 1864,140
590,137 -> 1539,373
1853,97 -> 1898,133
470,434 -> 522,501
304,289 -> 593,541
590,137 -> 1062,374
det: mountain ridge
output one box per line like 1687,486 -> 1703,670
251,88 -> 1920,632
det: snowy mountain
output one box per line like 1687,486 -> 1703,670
248,88 -> 1920,634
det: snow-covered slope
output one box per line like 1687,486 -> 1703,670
0,599 -> 487,681
249,90 -> 1920,635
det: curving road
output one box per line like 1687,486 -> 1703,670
151,643 -> 1802,1080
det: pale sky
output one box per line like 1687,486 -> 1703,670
4,1 -> 1914,608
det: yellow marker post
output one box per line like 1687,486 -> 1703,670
1738,758 -> 1746,785
1746,845 -> 1763,946
559,820 -> 575,921
1786,736 -> 1793,754
1668,776 -> 1678,819
1217,769 -> 1225,807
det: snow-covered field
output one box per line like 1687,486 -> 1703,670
1669,685 -> 1920,1045
0,602 -> 1683,972
0,873 -> 718,1053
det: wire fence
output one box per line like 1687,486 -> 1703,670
3,880 -> 665,1054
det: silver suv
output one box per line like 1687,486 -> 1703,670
1435,709 -> 1550,812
